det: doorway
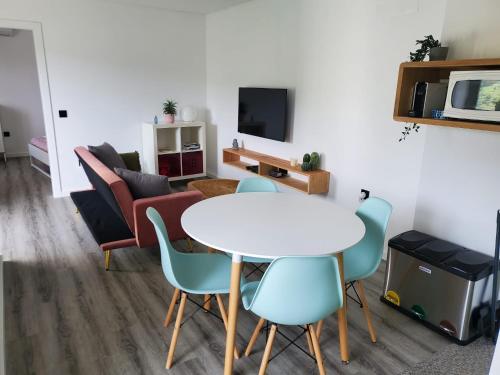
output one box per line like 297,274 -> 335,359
0,20 -> 60,197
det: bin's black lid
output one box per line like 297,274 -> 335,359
415,239 -> 464,264
442,250 -> 494,281
388,230 -> 436,253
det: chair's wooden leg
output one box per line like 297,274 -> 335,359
245,318 -> 266,357
203,248 -> 215,312
104,250 -> 111,271
357,280 -> 377,343
216,294 -> 240,359
308,324 -> 326,375
186,237 -> 193,250
316,319 -> 324,340
258,324 -> 277,375
203,294 -> 211,312
166,292 -> 187,369
305,325 -> 314,355
164,288 -> 180,327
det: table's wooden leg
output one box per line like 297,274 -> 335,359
224,255 -> 243,375
336,252 -> 350,364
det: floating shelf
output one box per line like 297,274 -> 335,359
393,58 -> 500,133
223,148 -> 330,194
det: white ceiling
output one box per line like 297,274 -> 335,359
95,0 -> 252,14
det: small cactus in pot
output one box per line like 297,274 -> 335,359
301,152 -> 320,171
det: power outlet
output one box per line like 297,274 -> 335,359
3,131 -> 10,137
360,189 -> 370,201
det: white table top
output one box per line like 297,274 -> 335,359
181,192 -> 365,260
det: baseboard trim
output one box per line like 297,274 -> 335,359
6,152 -> 29,158
206,171 -> 218,179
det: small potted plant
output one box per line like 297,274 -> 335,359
410,35 -> 448,62
163,99 -> 177,124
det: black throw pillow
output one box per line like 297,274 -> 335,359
114,168 -> 171,199
88,142 -> 127,170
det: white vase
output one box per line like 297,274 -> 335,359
181,107 -> 198,122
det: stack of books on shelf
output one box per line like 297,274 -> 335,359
183,142 -> 200,151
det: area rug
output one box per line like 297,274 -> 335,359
400,337 -> 495,375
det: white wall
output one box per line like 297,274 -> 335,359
0,30 -> 45,157
413,0 -> 500,255
206,0 -> 446,244
0,0 -> 206,195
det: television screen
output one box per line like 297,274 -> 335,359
238,88 -> 288,142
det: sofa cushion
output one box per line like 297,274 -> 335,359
70,189 -> 133,245
88,142 -> 127,170
119,151 -> 141,172
75,147 -> 135,233
115,168 -> 171,199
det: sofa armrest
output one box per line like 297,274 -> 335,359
133,190 -> 204,247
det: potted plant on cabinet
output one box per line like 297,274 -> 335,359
410,35 -> 448,61
163,99 -> 177,124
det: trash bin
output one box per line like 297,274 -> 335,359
382,230 -> 494,344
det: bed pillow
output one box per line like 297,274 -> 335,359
114,168 -> 171,199
88,142 -> 127,170
119,151 -> 141,172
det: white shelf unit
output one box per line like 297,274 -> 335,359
142,122 -> 206,181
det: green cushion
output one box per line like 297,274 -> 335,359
119,151 -> 141,172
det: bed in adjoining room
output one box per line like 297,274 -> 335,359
28,136 -> 50,177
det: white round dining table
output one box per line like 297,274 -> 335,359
181,192 -> 365,374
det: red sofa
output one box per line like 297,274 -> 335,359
71,146 -> 203,270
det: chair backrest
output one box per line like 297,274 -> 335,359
236,177 -> 278,193
343,197 -> 392,282
146,207 -> 183,290
246,256 -> 343,326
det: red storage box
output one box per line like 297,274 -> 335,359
182,151 -> 203,175
158,153 -> 181,177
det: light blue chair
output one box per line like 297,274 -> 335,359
342,197 -> 392,343
242,256 -> 343,375
146,207 -> 241,369
236,177 -> 279,194
235,177 -> 278,266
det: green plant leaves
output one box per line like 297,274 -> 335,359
163,99 -> 178,115
409,34 -> 441,62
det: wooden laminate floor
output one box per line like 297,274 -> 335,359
1,158 -> 450,375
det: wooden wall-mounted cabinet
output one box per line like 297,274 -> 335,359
223,148 -> 330,194
393,58 -> 500,132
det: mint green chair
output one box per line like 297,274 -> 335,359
235,177 -> 278,265
242,256 -> 343,375
236,177 -> 279,194
343,197 -> 392,343
146,207 -> 241,369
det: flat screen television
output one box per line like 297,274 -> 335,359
238,88 -> 288,142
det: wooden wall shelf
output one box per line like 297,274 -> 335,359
222,148 -> 330,194
393,58 -> 500,132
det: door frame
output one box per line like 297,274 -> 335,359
0,19 -> 62,197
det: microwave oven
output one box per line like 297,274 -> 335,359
443,70 -> 500,122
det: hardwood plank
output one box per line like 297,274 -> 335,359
0,157 -> 451,374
